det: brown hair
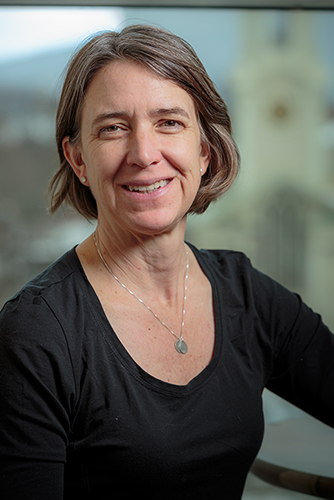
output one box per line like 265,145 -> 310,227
48,24 -> 240,219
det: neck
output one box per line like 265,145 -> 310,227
93,219 -> 188,305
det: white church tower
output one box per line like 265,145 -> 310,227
188,10 -> 334,328
230,10 -> 327,192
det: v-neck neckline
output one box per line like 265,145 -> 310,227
72,243 -> 224,396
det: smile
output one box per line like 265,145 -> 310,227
125,179 -> 169,193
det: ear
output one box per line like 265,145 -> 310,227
62,136 -> 89,186
199,141 -> 210,176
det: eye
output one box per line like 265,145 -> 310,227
98,123 -> 126,139
164,120 -> 178,126
159,119 -> 183,132
100,124 -> 121,133
164,120 -> 181,127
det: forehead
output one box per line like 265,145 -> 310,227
83,59 -> 197,116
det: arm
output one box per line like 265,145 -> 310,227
0,290 -> 75,499
250,265 -> 334,426
267,296 -> 334,426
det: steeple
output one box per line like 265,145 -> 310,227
230,10 -> 328,191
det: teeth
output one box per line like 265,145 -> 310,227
127,179 -> 169,193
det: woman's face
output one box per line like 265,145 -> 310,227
64,60 -> 209,238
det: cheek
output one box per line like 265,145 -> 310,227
165,139 -> 201,172
85,145 -> 122,176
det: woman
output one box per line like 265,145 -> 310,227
0,25 -> 333,500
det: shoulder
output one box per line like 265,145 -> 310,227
11,246 -> 82,299
189,244 -> 251,278
188,243 -> 301,322
0,251 -> 82,458
0,247 -> 87,344
189,243 -> 292,290
2,246 -> 83,305
0,248 -> 90,401
189,244 -> 264,299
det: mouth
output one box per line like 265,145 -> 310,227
125,179 -> 170,193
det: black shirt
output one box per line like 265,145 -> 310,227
1,245 -> 333,499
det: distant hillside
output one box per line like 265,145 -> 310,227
0,46 -> 75,97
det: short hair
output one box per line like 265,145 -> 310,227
48,24 -> 240,219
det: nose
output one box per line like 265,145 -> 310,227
126,126 -> 162,168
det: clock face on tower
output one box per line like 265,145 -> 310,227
274,103 -> 288,119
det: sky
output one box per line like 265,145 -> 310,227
0,7 -> 125,62
0,6 -> 333,107
0,6 -> 239,99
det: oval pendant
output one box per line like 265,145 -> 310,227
175,339 -> 188,355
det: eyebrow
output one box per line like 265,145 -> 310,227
91,107 -> 191,129
149,107 -> 191,120
91,112 -> 127,129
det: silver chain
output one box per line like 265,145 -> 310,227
93,231 -> 189,347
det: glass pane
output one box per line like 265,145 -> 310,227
2,7 -> 333,325
1,7 -> 333,499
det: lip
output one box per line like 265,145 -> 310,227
126,179 -> 169,192
122,178 -> 173,197
123,176 -> 172,187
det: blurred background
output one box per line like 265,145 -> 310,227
0,6 -> 333,498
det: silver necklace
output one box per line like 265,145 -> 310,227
93,232 -> 189,355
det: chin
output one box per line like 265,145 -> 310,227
126,212 -> 185,237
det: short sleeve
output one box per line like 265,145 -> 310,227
0,290 -> 76,498
250,265 -> 334,427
